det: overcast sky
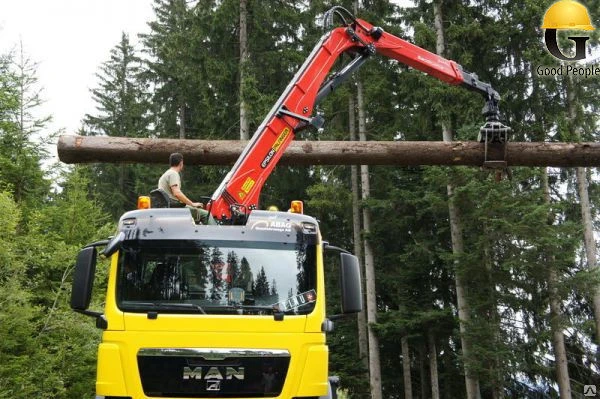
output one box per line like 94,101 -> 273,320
0,1 -> 414,138
0,0 -> 155,142
0,1 -> 419,165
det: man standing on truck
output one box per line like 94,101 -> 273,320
158,152 -> 210,223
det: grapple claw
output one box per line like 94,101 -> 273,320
478,120 -> 511,143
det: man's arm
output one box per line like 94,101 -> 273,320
171,184 -> 203,208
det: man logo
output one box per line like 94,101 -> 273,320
584,384 -> 597,396
206,380 -> 221,391
183,366 -> 245,381
541,0 -> 595,61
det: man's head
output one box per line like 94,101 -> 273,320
169,153 -> 184,169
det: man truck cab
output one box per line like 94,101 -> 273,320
72,208 -> 362,398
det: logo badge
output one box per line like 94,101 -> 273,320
541,0 -> 595,61
206,380 -> 221,391
584,385 -> 597,397
261,127 -> 291,169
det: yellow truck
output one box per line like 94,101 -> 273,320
71,207 -> 362,398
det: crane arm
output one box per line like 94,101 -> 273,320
208,7 -> 507,224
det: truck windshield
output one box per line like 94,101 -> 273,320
116,239 -> 317,315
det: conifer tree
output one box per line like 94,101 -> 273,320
239,0 -> 250,139
84,33 -> 152,217
227,250 -> 240,290
254,266 -> 270,297
238,257 -> 253,291
142,0 -> 198,138
12,41 -> 51,144
0,46 -> 114,396
0,49 -> 49,207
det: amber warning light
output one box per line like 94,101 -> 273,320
290,200 -> 303,214
137,196 -> 151,210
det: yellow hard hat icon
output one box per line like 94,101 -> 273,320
541,0 -> 595,30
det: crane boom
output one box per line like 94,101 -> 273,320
208,7 -> 507,224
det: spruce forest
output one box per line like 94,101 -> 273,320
1,0 -> 600,398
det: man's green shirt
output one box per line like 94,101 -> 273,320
158,168 -> 181,201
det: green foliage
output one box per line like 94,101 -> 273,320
0,169 -> 112,398
0,188 -> 105,398
0,53 -> 50,210
0,48 -> 114,397
83,33 -> 154,218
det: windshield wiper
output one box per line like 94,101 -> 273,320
160,302 -> 207,314
125,302 -> 290,320
212,304 -> 285,320
216,304 -> 279,313
127,302 -> 206,314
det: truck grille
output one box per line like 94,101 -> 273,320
137,348 -> 290,398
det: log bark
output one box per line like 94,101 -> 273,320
239,0 -> 250,140
57,135 -> 600,167
428,330 -> 440,399
401,335 -> 413,399
576,166 -> 600,343
542,168 -> 572,399
349,96 -> 369,373
434,1 -> 481,397
567,76 -> 600,344
358,80 -> 383,399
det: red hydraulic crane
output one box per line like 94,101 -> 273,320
207,6 -> 510,224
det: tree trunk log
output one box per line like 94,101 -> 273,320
434,1 -> 481,397
566,76 -> 600,345
239,0 -> 250,140
577,166 -> 600,344
358,80 -> 383,399
428,330 -> 440,399
349,96 -> 370,373
57,135 -> 600,167
401,335 -> 413,399
542,168 -> 572,399
418,345 -> 428,399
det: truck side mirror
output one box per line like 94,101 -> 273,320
340,253 -> 363,314
103,232 -> 125,258
71,246 -> 97,312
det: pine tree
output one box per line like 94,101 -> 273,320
12,41 -> 51,145
142,0 -> 199,138
239,0 -> 249,139
0,46 -> 113,396
431,2 -> 480,396
238,256 -> 253,292
22,167 -> 113,397
227,250 -> 240,289
0,49 -> 49,207
254,266 -> 270,297
83,32 -> 152,218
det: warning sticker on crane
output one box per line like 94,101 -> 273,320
261,127 -> 291,169
238,177 -> 256,199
